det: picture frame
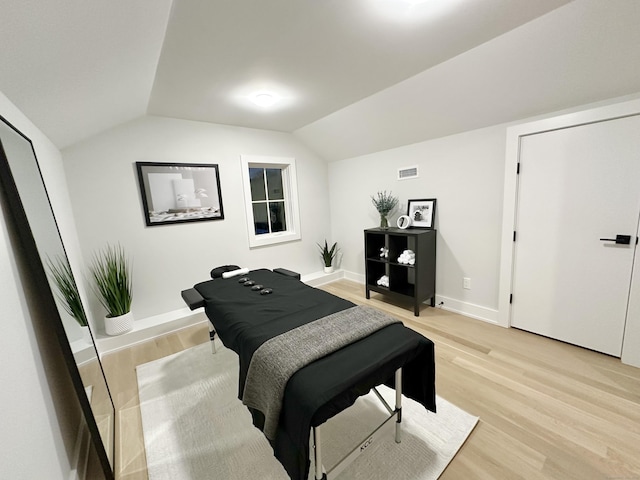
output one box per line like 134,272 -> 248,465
135,161 -> 224,226
407,198 -> 436,229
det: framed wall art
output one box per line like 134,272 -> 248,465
136,162 -> 224,226
407,198 -> 436,228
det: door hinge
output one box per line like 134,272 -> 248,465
510,294 -> 513,304
516,163 -> 520,174
513,231 -> 517,242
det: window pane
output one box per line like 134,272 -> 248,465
269,201 -> 287,233
252,203 -> 269,235
266,168 -> 284,200
249,168 -> 266,201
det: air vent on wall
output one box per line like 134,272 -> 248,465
398,166 -> 418,180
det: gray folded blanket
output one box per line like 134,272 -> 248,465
242,305 -> 401,440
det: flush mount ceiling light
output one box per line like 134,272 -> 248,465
249,91 -> 280,108
370,0 -> 459,22
234,84 -> 293,111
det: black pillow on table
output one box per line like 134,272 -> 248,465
210,265 -> 241,279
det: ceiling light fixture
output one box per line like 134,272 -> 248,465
249,92 -> 280,108
369,0 -> 443,23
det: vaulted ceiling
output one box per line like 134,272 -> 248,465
2,0 -> 640,161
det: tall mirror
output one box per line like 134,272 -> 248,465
0,115 -> 114,478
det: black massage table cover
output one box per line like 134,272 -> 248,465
194,269 -> 436,480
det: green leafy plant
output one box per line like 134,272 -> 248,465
371,191 -> 399,216
90,244 -> 132,318
371,191 -> 399,228
317,240 -> 338,267
46,256 -> 88,327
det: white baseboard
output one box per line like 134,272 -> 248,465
302,269 -> 366,287
434,294 -> 499,325
302,269 -> 345,287
72,342 -> 98,367
95,308 -> 208,356
343,270 -> 365,284
340,269 -> 499,325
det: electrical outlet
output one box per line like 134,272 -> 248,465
463,277 -> 471,289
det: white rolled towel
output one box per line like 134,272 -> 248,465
222,267 -> 249,279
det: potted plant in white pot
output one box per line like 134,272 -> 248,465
90,244 -> 133,336
46,255 -> 91,344
318,240 -> 338,274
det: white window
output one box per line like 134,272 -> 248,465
240,155 -> 301,248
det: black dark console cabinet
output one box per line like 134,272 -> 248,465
365,227 -> 436,316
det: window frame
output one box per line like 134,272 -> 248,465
240,155 -> 301,248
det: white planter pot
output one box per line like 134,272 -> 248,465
323,266 -> 334,274
105,311 -> 134,336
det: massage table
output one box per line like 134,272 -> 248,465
182,268 -> 436,480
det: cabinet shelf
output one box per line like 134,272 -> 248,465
364,227 -> 436,316
366,258 -> 415,268
389,262 -> 415,268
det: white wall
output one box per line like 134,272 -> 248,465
62,115 -> 333,323
0,90 -> 82,480
296,0 -> 640,162
328,94 -> 640,324
329,124 -> 506,322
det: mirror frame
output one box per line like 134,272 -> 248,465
0,114 -> 114,479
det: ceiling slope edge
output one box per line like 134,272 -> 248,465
293,0 -> 640,162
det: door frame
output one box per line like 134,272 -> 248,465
498,98 -> 640,367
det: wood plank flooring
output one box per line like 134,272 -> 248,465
102,279 -> 640,480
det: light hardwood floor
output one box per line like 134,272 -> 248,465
102,279 -> 640,480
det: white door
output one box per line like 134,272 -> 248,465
511,114 -> 640,356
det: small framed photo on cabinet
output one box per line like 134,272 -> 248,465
407,198 -> 436,228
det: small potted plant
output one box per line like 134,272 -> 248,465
318,240 -> 338,274
371,191 -> 398,229
47,255 -> 91,343
90,244 -> 133,336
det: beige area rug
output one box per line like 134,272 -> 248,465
137,341 -> 478,480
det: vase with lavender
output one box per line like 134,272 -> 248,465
371,191 -> 398,229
